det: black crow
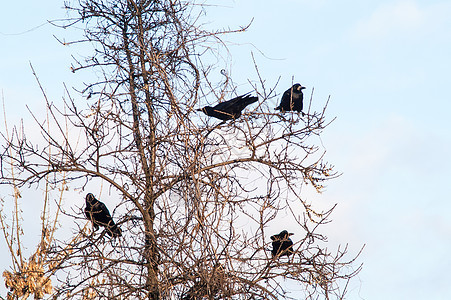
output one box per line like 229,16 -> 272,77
270,230 -> 294,257
275,84 -> 305,114
85,193 -> 122,238
197,93 -> 258,121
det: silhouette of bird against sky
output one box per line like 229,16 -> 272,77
197,93 -> 258,121
85,193 -> 122,238
271,230 -> 294,257
275,84 -> 305,114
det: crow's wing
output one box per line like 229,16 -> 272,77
236,95 -> 258,111
282,240 -> 294,255
206,94 -> 257,120
91,201 -> 113,226
282,89 -> 292,108
208,97 -> 243,119
271,240 -> 281,256
214,94 -> 257,111
97,201 -> 112,218
292,91 -> 303,112
85,206 -> 91,220
213,96 -> 241,111
106,223 -> 122,238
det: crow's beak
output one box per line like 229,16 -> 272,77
289,233 -> 294,236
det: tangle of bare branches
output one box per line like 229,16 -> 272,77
1,1 -> 362,299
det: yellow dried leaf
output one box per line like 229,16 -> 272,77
44,278 -> 52,294
35,289 -> 44,299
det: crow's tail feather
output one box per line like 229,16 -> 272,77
106,223 -> 122,238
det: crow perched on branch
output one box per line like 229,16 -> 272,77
197,93 -> 258,121
85,193 -> 122,238
275,84 -> 305,114
270,230 -> 294,257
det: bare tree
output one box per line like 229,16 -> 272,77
1,0 -> 362,299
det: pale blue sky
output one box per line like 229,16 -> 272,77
1,0 -> 451,299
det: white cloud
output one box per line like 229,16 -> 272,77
353,0 -> 424,40
351,0 -> 451,42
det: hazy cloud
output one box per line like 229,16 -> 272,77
351,1 -> 451,41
